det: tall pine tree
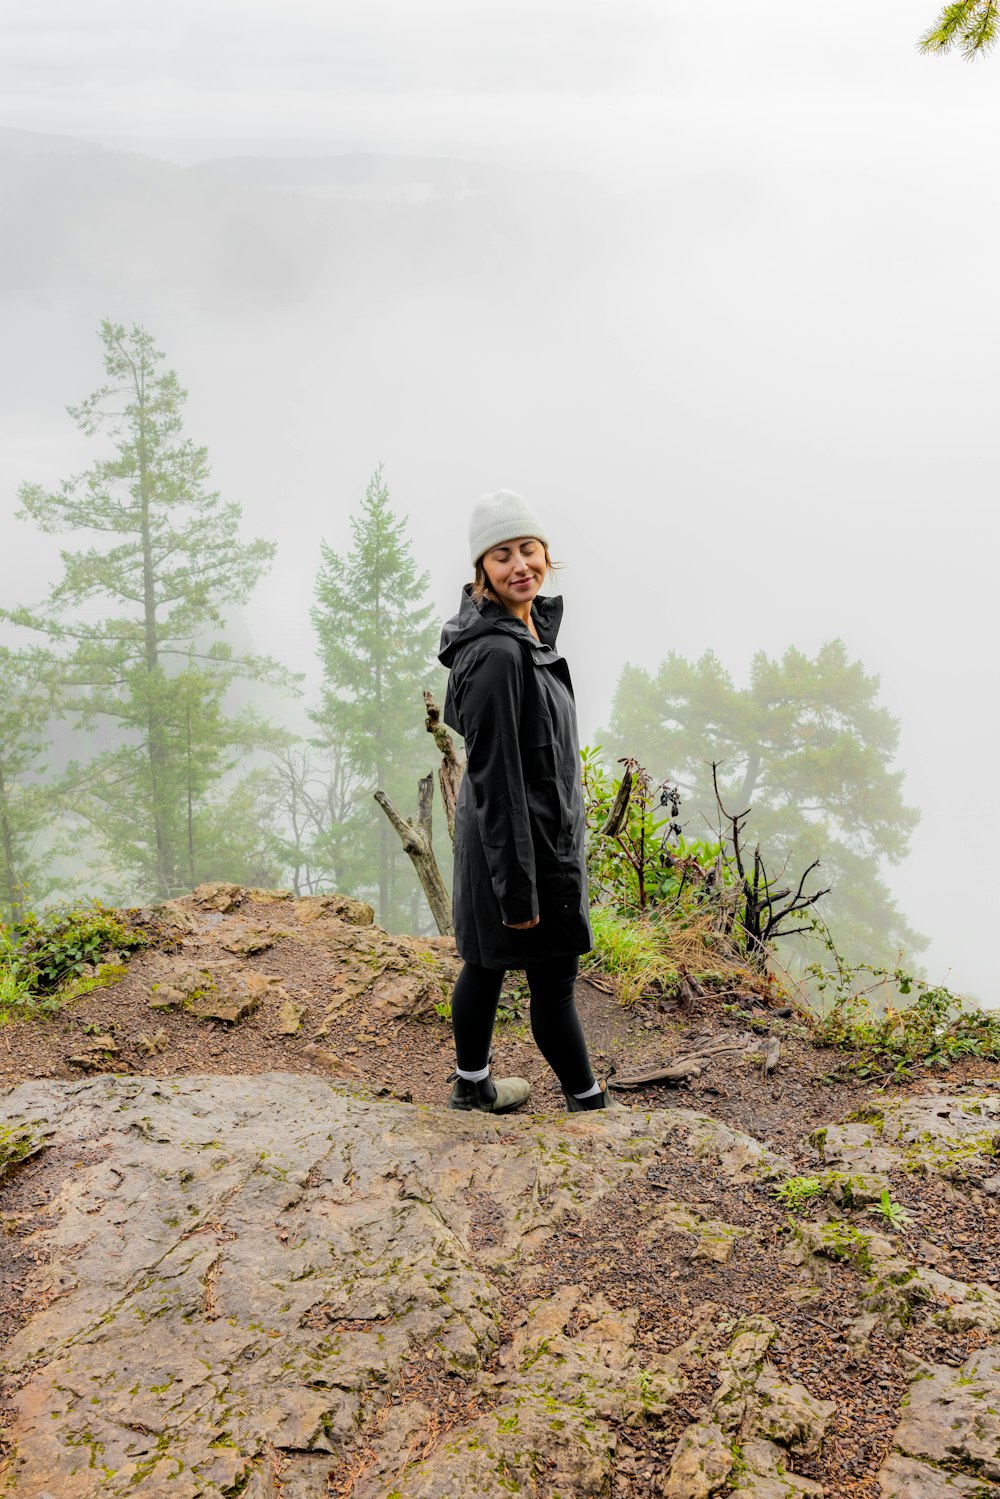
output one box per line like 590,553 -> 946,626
310,467 -> 444,929
6,321 -> 289,901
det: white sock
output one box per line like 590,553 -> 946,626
572,1080 -> 602,1100
456,1065 -> 491,1083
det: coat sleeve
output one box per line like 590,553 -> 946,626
452,644 -> 537,925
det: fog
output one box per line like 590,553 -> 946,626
1,1 -> 998,998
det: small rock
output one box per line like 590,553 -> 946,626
303,1043 -> 354,1073
144,900 -> 198,933
67,1037 -> 119,1071
294,893 -> 374,927
192,881 -> 244,912
148,963 -> 215,1011
276,1001 -> 306,1035
241,971 -> 287,1000
220,927 -> 274,957
188,993 -> 262,1025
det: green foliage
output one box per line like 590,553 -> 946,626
581,746 -> 728,917
0,925 -> 39,1020
10,904 -> 146,994
309,466 -> 445,930
808,942 -> 1000,1080
582,905 -> 681,1006
497,972 -> 529,1025
5,321 -> 292,902
920,1 -> 999,56
0,646 -> 63,920
771,1176 -> 826,1214
599,642 -> 924,966
867,1189 -> 912,1231
772,1172 -> 910,1230
582,750 -> 813,993
0,903 -> 143,1023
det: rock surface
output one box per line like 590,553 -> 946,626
878,1343 -> 1000,1496
3,885 -> 1000,1498
0,1074 -> 823,1498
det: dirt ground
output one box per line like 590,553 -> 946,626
2,886 -> 1000,1498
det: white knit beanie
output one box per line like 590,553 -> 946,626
468,490 -> 550,567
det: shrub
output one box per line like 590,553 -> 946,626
11,904 -> 146,994
0,903 -> 147,1022
808,942 -> 1000,1080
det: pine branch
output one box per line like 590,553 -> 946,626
919,0 -> 999,56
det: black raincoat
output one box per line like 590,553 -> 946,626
438,584 -> 593,970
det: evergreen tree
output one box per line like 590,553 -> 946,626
600,641 -> 924,964
310,467 -> 444,928
0,647 -> 60,919
6,320 -> 289,901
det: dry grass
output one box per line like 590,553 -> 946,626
583,906 -> 775,1007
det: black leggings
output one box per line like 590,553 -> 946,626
451,955 -> 595,1096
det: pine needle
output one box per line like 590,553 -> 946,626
919,0 -> 999,57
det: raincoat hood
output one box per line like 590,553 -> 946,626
437,583 -> 564,668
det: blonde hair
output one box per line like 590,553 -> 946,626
471,542 -> 562,604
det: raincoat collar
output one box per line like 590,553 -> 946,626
438,583 -> 564,668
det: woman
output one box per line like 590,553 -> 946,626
438,490 -> 615,1113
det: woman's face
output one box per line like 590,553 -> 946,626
481,536 -> 547,612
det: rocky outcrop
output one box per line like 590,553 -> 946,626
0,1074 -> 819,1498
878,1343 -> 1000,1496
663,1316 -> 833,1499
815,1093 -> 1000,1184
2,889 -> 1000,1499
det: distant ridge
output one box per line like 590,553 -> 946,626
0,126 -> 105,157
186,151 -> 584,202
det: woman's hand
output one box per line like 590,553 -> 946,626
503,915 -> 540,930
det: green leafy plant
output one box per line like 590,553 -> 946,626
771,1176 -> 826,1214
0,925 -> 40,1022
581,750 -> 820,1005
581,906 -> 681,1007
866,1189 -> 912,1231
0,903 -> 145,1022
497,972 -> 528,1025
11,904 -> 146,994
807,930 -> 1000,1081
581,748 -> 727,918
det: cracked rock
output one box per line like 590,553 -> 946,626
879,1342 -> 1000,1493
662,1315 -> 833,1499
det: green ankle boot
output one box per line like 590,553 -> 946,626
563,1070 -> 625,1112
448,1072 -> 531,1114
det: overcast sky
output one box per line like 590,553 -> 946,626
2,1 -> 998,998
3,1 -> 998,180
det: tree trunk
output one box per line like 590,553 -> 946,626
374,775 -> 453,935
135,358 -> 172,898
186,693 -> 195,888
423,692 -> 465,842
734,752 -> 761,812
0,757 -> 21,921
